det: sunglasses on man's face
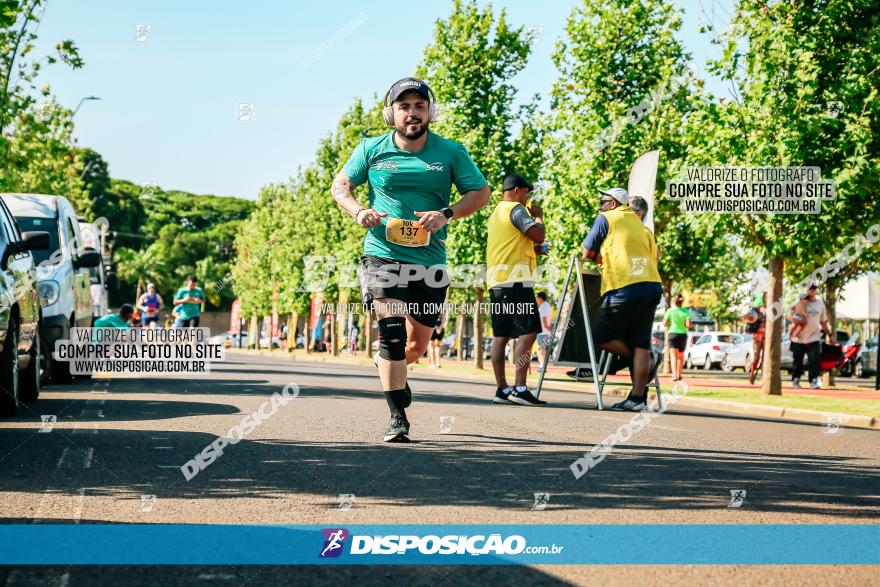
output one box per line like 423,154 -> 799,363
600,198 -> 614,205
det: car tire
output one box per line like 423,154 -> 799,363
721,356 -> 733,372
38,334 -> 52,386
18,333 -> 40,403
854,359 -> 864,379
51,316 -> 74,384
0,320 -> 20,417
52,353 -> 73,384
685,354 -> 693,370
703,354 -> 712,370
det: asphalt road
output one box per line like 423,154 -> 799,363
0,351 -> 877,585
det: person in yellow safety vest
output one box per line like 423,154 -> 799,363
486,173 -> 548,406
582,187 -> 663,411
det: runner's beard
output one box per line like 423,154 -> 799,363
398,119 -> 428,140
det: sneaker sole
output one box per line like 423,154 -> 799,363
493,397 -> 515,404
508,396 -> 546,406
383,432 -> 411,442
610,403 -> 645,412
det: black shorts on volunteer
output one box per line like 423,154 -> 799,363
360,255 -> 448,328
668,333 -> 687,352
594,290 -> 662,350
489,283 -> 541,339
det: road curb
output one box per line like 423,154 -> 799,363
230,349 -> 879,431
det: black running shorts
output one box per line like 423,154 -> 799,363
489,283 -> 541,339
360,255 -> 448,327
594,292 -> 661,350
668,332 -> 687,352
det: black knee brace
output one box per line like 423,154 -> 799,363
378,317 -> 407,361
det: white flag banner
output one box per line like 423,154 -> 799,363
628,150 -> 660,232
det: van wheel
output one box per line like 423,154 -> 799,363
0,320 -> 20,416
39,335 -> 52,386
19,333 -> 40,402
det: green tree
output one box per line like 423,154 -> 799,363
693,0 -> 880,394
547,0 -> 743,371
416,0 -> 536,367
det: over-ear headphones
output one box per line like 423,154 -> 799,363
382,77 -> 439,127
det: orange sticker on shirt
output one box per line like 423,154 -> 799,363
385,218 -> 430,248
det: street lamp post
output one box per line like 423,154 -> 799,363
73,96 -> 101,115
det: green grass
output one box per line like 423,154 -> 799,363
684,387 -> 880,418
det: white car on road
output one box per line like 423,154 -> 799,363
685,331 -> 736,370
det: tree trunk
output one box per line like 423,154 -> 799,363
330,311 -> 338,356
288,312 -> 298,353
474,288 -> 484,369
762,255 -> 784,395
824,280 -> 838,387
455,313 -> 464,360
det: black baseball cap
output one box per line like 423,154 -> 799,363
388,77 -> 432,103
502,173 -> 534,192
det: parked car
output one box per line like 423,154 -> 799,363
684,331 -> 736,370
854,335 -> 878,378
721,333 -> 753,372
208,331 -> 247,349
0,196 -> 49,415
2,194 -> 101,384
650,330 -> 664,354
78,220 -> 109,317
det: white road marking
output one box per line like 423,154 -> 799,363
56,447 -> 74,468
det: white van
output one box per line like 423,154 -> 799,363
1,194 -> 101,383
78,220 -> 109,317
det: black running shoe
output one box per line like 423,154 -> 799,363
383,414 -> 410,442
566,368 -> 593,381
610,397 -> 646,412
493,386 -> 514,404
375,353 -> 411,408
508,387 -> 547,406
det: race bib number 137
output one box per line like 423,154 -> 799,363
385,218 -> 430,248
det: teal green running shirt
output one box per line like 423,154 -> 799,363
342,130 -> 487,266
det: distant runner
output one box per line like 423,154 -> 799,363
331,76 -> 490,442
137,282 -> 164,329
173,276 -> 205,328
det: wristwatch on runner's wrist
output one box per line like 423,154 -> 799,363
441,207 -> 454,220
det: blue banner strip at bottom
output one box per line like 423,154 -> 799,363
0,525 -> 877,565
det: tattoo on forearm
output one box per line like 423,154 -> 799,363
331,178 -> 352,201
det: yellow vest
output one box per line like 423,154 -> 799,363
486,200 -> 537,289
598,205 -> 661,295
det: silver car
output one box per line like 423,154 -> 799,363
721,333 -> 754,372
685,331 -> 736,370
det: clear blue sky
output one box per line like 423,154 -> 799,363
34,0 -> 735,200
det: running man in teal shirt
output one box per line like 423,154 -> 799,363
173,276 -> 206,328
663,293 -> 692,381
331,77 -> 490,443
